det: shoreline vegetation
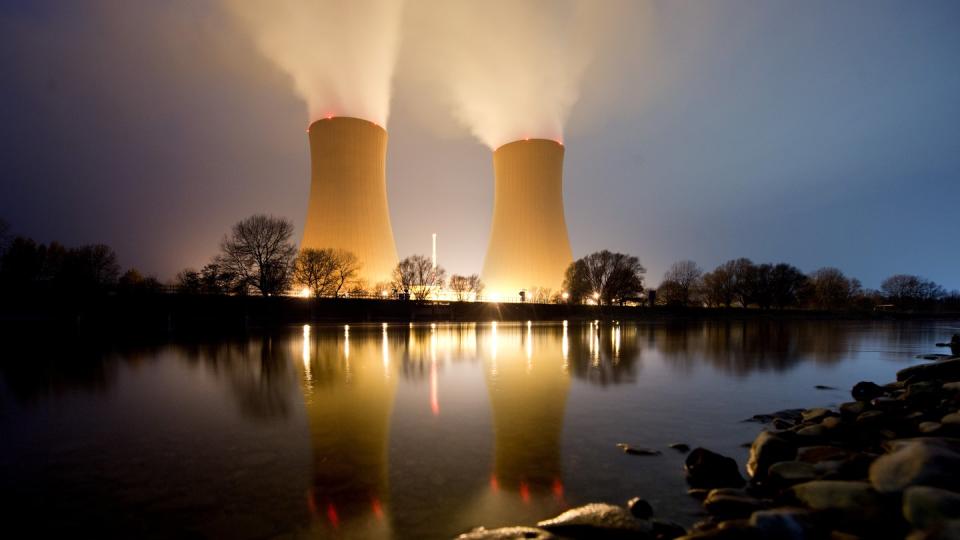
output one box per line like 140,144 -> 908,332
456,336 -> 960,540
2,215 -> 959,335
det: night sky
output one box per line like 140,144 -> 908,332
1,0 -> 958,289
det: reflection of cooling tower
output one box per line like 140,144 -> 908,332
482,139 -> 573,297
486,325 -> 570,493
299,327 -> 397,538
302,117 -> 399,284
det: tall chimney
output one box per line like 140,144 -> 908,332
481,139 -> 573,298
302,117 -> 399,285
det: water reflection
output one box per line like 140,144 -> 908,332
484,323 -> 569,503
296,324 -> 399,539
0,321 -> 953,539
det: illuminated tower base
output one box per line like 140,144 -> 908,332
481,139 -> 573,299
302,117 -> 399,285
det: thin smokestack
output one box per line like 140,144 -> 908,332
481,139 -> 573,297
302,117 -> 399,285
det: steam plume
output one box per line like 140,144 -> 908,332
405,0 -> 598,149
225,0 -> 403,125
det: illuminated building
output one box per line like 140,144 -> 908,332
481,139 -> 573,299
302,117 -> 399,285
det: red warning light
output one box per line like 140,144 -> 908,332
520,482 -> 531,503
489,474 -> 500,492
327,503 -> 340,528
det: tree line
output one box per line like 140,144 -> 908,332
0,218 -> 160,297
174,214 -> 482,300
656,258 -> 959,311
2,214 -> 956,312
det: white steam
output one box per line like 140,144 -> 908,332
224,0 -> 404,126
403,0 -> 599,149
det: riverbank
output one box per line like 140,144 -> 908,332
2,294 -> 958,337
457,337 -> 960,539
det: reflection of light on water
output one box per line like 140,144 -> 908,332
613,325 -> 621,362
343,325 -> 350,360
591,322 -> 600,367
382,323 -> 389,375
562,321 -> 569,370
525,321 -> 533,373
430,323 -> 440,415
302,325 -> 313,393
430,359 -> 440,416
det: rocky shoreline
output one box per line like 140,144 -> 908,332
456,335 -> 960,540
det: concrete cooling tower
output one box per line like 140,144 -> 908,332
302,117 -> 399,285
481,139 -> 573,299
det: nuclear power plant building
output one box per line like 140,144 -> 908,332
301,117 -> 399,285
481,139 -> 574,298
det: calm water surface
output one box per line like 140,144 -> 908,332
1,320 -> 957,539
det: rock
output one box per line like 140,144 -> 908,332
852,381 -> 884,402
537,503 -> 652,538
456,527 -> 557,539
906,519 -> 960,540
684,448 -> 746,489
943,382 -> 960,393
791,480 -> 885,521
822,417 -> 843,430
871,396 -> 900,409
906,382 -> 944,406
627,497 -> 653,520
840,401 -> 867,418
669,443 -> 691,453
747,431 -> 796,481
649,519 -> 686,540
802,408 -> 832,423
687,488 -> 710,501
618,443 -> 662,456
903,486 -> 960,530
797,446 -> 851,464
816,385 -> 838,390
917,354 -> 953,361
942,413 -> 960,425
856,410 -> 885,426
675,522 -> 762,539
796,425 -> 827,438
920,422 -> 943,434
898,358 -> 960,383
748,507 -> 815,540
703,490 -> 767,519
870,439 -> 960,493
749,409 -> 804,425
767,461 -> 818,486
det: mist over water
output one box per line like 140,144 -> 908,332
404,0 -> 598,149
224,0 -> 404,125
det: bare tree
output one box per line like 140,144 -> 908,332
808,267 -> 861,310
658,260 -> 703,306
449,273 -> 484,301
563,250 -> 645,305
392,255 -> 446,300
293,248 -> 361,298
881,274 -> 944,309
700,266 -> 735,307
219,214 -> 296,296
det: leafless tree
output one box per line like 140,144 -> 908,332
808,267 -> 861,310
658,260 -> 703,306
881,274 -> 944,309
392,255 -> 446,300
219,214 -> 297,296
293,248 -> 361,298
700,266 -> 735,307
449,273 -> 484,301
563,250 -> 645,305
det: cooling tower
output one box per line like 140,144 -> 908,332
302,117 -> 399,285
481,139 -> 573,299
